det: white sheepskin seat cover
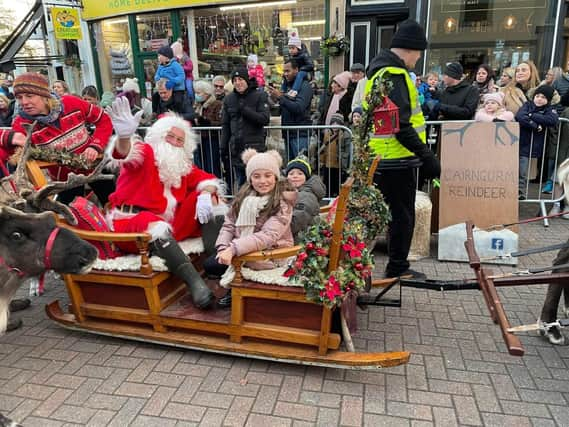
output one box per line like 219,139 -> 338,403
93,238 -> 204,271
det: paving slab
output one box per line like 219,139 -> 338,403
1,203 -> 569,425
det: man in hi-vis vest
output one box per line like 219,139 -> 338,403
364,19 -> 440,279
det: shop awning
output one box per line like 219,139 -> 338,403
0,0 -> 44,71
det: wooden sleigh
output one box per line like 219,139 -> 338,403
463,220 -> 569,356
26,159 -> 410,370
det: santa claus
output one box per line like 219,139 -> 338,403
106,97 -> 226,309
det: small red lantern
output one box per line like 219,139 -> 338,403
372,96 -> 400,135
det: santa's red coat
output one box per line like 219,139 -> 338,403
109,142 -> 220,251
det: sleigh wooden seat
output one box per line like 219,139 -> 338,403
29,158 -> 409,369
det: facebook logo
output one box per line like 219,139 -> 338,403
491,238 -> 504,250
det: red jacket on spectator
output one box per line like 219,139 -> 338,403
0,95 -> 112,180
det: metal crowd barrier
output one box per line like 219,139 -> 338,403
5,117 -> 568,226
141,124 -> 354,200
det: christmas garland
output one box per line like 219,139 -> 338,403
26,146 -> 100,171
347,76 -> 393,242
284,221 -> 373,308
285,76 -> 394,307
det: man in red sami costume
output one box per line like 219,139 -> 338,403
106,97 -> 226,309
0,72 -> 114,204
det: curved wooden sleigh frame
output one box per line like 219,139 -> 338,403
27,159 -> 410,370
464,221 -> 569,356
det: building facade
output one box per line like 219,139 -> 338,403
82,0 -> 329,94
347,0 -> 567,80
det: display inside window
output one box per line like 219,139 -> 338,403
93,19 -> 134,92
187,0 -> 325,88
426,0 -> 557,78
137,13 -> 173,52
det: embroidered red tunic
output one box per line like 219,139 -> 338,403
0,95 -> 112,180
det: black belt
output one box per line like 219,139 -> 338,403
117,204 -> 143,214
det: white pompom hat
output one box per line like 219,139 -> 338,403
242,149 -> 283,182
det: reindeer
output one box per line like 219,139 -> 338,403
0,123 -> 114,426
0,122 -> 116,332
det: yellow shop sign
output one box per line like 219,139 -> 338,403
51,7 -> 82,40
82,0 -> 234,20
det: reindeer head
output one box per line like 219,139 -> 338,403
0,206 -> 98,277
0,122 -> 108,335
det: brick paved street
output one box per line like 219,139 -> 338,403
1,204 -> 569,426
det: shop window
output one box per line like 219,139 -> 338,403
426,0 -> 558,79
137,13 -> 173,52
184,0 -> 325,88
93,18 -> 134,92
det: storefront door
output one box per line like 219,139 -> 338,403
131,11 -> 181,96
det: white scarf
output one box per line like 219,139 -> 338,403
220,194 -> 270,287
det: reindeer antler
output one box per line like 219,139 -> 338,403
13,122 -> 36,190
24,157 -> 115,225
0,121 -> 114,225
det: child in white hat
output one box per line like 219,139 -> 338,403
204,149 -> 297,308
283,31 -> 314,98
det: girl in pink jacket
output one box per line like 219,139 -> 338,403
474,92 -> 515,122
247,54 -> 265,89
204,149 -> 297,307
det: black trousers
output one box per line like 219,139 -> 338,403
374,167 -> 417,276
203,254 -> 229,278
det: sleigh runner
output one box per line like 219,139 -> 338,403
25,159 -> 409,369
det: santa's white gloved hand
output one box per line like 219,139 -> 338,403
105,97 -> 144,138
196,193 -> 214,224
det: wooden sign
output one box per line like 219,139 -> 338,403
437,122 -> 519,264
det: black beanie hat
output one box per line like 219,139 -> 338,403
444,62 -> 464,80
390,19 -> 428,51
534,85 -> 555,104
231,67 -> 250,84
158,45 -> 174,59
286,156 -> 311,179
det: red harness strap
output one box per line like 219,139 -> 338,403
44,227 -> 60,270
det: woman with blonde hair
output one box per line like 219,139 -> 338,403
0,93 -> 14,127
501,60 -> 541,114
0,72 -> 113,204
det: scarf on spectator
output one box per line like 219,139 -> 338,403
325,91 -> 346,125
19,93 -> 62,125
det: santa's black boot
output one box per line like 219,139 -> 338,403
152,236 -> 214,309
201,215 -> 225,257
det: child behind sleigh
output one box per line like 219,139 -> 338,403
204,149 -> 297,308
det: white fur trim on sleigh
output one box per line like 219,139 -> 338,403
92,237 -> 204,271
220,265 -> 302,288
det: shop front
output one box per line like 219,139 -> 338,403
424,0 -> 562,78
84,0 -> 328,94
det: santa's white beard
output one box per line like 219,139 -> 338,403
149,139 -> 193,188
